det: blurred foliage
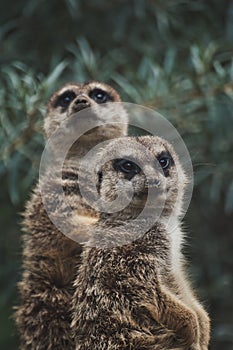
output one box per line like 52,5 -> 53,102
0,0 -> 233,349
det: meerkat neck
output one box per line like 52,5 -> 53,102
99,205 -> 143,223
88,214 -> 170,253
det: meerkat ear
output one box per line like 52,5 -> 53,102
97,171 -> 103,194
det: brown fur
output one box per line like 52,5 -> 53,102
71,136 -> 210,350
15,82 -> 128,350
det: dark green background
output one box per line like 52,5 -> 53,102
0,1 -> 232,349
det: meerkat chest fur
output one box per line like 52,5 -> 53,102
72,225 -> 173,349
164,217 -> 185,273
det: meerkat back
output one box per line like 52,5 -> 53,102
15,82 -> 128,350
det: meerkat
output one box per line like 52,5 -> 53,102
15,82 -> 128,350
71,136 -> 210,350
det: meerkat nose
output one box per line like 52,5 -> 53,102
72,95 -> 91,112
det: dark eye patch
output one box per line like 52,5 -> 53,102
89,88 -> 112,104
157,151 -> 174,177
97,171 -> 103,194
54,90 -> 76,108
113,158 -> 141,180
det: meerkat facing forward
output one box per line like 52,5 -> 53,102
72,136 -> 210,349
15,82 -> 128,350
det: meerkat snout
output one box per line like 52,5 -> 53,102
70,95 -> 91,114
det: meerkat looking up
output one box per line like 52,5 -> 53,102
46,81 -> 128,221
15,82 -> 128,350
44,82 -> 127,157
72,136 -> 210,350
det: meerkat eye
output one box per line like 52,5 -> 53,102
159,157 -> 171,170
89,89 -> 110,104
157,152 -> 174,177
114,159 -> 141,175
55,91 -> 76,108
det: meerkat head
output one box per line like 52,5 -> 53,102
44,81 -> 127,139
93,136 -> 187,222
